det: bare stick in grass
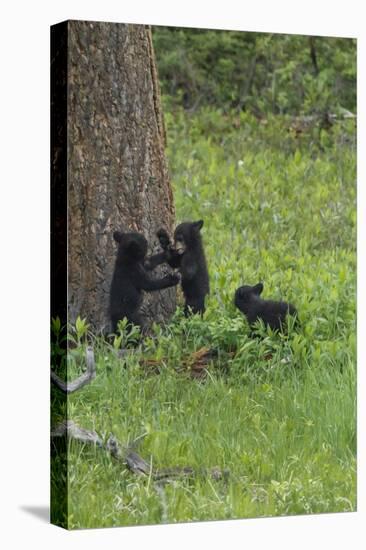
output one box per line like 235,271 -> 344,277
51,347 -> 96,393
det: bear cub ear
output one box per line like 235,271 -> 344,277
113,231 -> 123,243
193,220 -> 204,231
253,282 -> 264,295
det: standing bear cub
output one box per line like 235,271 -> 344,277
109,230 -> 180,333
146,220 -> 209,316
234,282 -> 298,332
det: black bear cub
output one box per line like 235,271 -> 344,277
146,220 -> 209,316
109,230 -> 180,333
234,282 -> 297,332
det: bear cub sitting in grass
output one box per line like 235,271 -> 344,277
109,230 -> 180,333
234,282 -> 297,332
145,220 -> 209,316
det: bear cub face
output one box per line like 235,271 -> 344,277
235,282 -> 297,333
234,283 -> 264,310
173,220 -> 204,255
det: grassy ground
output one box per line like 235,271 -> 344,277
51,109 -> 356,529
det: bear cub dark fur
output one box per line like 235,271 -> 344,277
146,220 -> 209,316
109,230 -> 180,333
234,282 -> 297,332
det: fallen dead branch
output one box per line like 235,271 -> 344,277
288,110 -> 356,136
51,420 -> 229,483
184,347 -> 219,380
139,347 -> 222,380
51,420 -> 103,447
51,347 -> 96,393
51,347 -> 229,483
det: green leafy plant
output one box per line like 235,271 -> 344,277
113,318 -> 141,349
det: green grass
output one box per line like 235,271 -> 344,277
51,109 -> 356,529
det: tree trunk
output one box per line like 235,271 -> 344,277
51,20 -> 176,333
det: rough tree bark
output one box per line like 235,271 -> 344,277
51,20 -> 176,332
